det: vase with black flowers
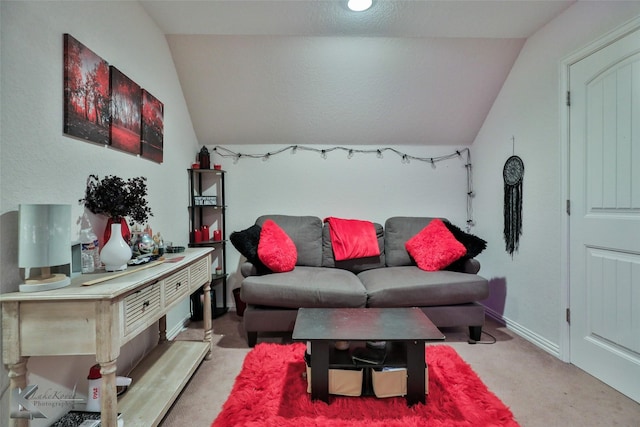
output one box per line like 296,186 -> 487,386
80,175 -> 153,269
100,222 -> 131,271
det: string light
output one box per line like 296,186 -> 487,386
212,145 -> 469,164
211,145 -> 475,226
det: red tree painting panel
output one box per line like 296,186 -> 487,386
110,66 -> 141,155
141,90 -> 164,163
63,34 -> 110,145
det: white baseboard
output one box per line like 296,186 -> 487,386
485,306 -> 561,358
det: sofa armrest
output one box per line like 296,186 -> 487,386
241,261 -> 259,278
461,258 -> 481,274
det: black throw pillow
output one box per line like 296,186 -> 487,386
230,224 -> 266,269
443,221 -> 487,259
443,221 -> 487,272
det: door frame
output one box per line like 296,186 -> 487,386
559,16 -> 640,363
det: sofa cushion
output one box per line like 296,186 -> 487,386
405,219 -> 466,271
258,220 -> 297,272
241,266 -> 367,309
358,266 -> 489,307
385,217 -> 440,267
322,222 -> 385,273
256,215 -> 323,267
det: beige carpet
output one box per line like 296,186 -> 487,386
160,312 -> 640,427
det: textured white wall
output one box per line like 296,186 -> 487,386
472,2 -> 640,355
0,1 -> 198,423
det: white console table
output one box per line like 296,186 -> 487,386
1,248 -> 214,427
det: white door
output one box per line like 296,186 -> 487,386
569,27 -> 640,403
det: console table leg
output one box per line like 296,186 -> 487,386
99,360 -> 118,427
6,357 -> 29,427
159,315 -> 167,343
310,341 -> 330,403
406,340 -> 426,406
202,281 -> 213,360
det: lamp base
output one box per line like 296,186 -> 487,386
19,273 -> 71,293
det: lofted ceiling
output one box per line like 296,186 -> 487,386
140,0 -> 575,146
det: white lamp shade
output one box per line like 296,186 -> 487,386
18,204 -> 72,268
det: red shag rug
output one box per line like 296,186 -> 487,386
212,343 -> 519,427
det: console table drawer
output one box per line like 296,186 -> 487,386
190,257 -> 210,288
124,282 -> 161,335
164,269 -> 190,306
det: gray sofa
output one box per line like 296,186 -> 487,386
239,215 -> 489,347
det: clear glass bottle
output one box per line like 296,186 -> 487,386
156,233 -> 165,256
80,227 -> 98,273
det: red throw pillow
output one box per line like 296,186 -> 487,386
405,219 -> 467,271
258,220 -> 297,272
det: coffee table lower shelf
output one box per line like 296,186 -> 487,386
304,354 -> 429,399
306,340 -> 428,405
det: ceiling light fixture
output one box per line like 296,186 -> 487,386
347,0 -> 372,12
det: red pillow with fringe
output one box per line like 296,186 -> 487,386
258,220 -> 297,272
405,219 -> 467,271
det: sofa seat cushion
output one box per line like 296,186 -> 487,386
241,266 -> 367,309
358,266 -> 489,307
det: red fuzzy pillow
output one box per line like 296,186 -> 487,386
405,219 -> 467,271
258,220 -> 297,272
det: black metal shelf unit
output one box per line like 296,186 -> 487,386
188,168 -> 228,319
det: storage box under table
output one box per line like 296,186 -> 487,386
305,363 -> 428,398
371,367 -> 429,398
305,364 -> 363,397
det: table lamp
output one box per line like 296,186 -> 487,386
18,204 -> 72,292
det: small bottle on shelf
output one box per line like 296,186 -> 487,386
80,227 -> 99,273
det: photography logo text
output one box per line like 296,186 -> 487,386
11,384 -> 83,419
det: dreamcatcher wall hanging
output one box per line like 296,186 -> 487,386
503,148 -> 524,257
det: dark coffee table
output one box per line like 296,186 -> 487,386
292,307 -> 445,405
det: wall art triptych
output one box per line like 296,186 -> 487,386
63,34 -> 164,163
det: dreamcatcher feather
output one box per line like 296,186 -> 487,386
503,155 -> 524,256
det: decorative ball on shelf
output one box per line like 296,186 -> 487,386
131,232 -> 156,257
